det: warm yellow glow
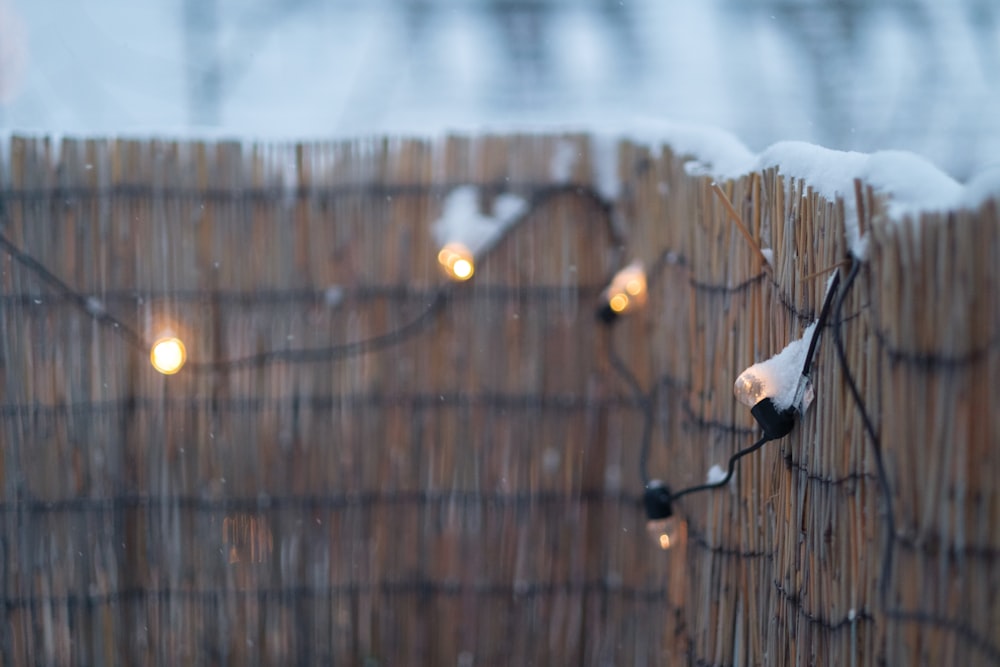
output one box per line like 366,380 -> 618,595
453,258 -> 474,279
609,293 -> 629,312
647,517 -> 681,551
603,260 -> 647,315
150,337 -> 186,375
438,242 -> 475,281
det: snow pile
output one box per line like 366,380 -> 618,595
962,166 -> 1000,210
549,139 -> 579,183
706,464 -> 727,485
627,118 -> 757,178
622,126 -> 996,261
737,321 -> 817,412
431,186 -> 528,256
756,142 -> 967,259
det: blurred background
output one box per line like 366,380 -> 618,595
1,0 -> 998,180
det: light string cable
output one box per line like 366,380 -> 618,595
832,257 -> 1000,664
604,323 -> 656,487
669,270 -> 843,502
831,258 -> 894,599
0,182 -> 615,372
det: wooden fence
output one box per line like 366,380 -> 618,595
0,135 -> 996,665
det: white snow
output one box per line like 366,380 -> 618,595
590,135 -> 621,200
736,321 -> 817,412
431,186 -> 528,256
627,118 -> 757,179
549,140 -> 579,183
323,285 -> 345,308
85,297 -> 105,317
706,464 -> 727,485
962,166 -> 1000,211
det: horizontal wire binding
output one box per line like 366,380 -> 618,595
870,323 -> 1000,369
0,392 -> 648,418
0,180 -> 597,203
781,453 -> 879,487
0,579 -> 670,611
0,284 -> 609,306
0,489 -> 644,514
684,521 -> 770,559
772,580 -> 874,631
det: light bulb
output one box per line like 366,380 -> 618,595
452,258 -> 474,280
647,517 -> 681,551
438,242 -> 475,281
733,367 -> 769,407
598,260 -> 647,324
150,336 -> 186,375
609,293 -> 629,313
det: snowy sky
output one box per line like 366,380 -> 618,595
1,0 -> 998,181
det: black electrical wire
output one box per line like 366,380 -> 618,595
665,266 -> 845,503
604,333 -> 655,486
831,259 -> 894,600
0,182 -> 616,373
669,433 -> 770,501
800,269 -> 841,377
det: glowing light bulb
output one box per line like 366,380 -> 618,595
643,479 -> 679,550
452,258 -> 474,280
438,242 -> 475,281
647,517 -> 681,551
598,260 -> 647,324
609,293 -> 629,313
733,368 -> 768,407
150,337 -> 186,375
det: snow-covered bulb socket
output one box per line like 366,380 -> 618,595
437,242 -> 475,281
596,260 -> 647,325
733,367 -> 796,439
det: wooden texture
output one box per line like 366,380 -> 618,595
0,135 -> 996,666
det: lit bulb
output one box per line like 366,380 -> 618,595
150,336 -> 186,375
452,258 -> 473,280
599,261 -> 647,323
647,517 -> 681,551
438,242 -> 475,281
733,367 -> 769,407
609,293 -> 629,313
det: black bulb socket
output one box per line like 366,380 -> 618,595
643,480 -> 673,520
750,399 -> 796,440
596,302 -> 619,326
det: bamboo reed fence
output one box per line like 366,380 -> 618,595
0,134 -> 997,666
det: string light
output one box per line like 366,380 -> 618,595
0,184 -> 616,373
437,242 -> 475,281
732,366 -> 797,440
644,480 -> 680,550
150,336 -> 187,375
631,270 -> 845,548
596,260 -> 647,324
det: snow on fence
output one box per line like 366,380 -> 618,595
0,134 -> 996,666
